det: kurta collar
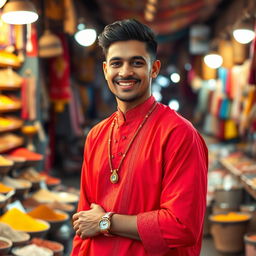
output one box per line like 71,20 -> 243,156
116,96 -> 156,125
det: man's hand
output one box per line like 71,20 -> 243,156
72,203 -> 105,239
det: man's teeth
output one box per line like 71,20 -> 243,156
118,82 -> 135,86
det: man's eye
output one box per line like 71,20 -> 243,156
110,62 -> 121,67
132,61 -> 144,66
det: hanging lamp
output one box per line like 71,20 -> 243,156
74,22 -> 97,47
204,52 -> 223,69
0,0 -> 7,8
38,30 -> 63,58
2,0 -> 38,25
233,10 -> 255,44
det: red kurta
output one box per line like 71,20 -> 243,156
71,96 -> 208,256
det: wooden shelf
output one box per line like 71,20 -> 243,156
220,158 -> 256,200
0,134 -> 24,154
240,179 -> 256,199
0,105 -> 21,113
220,158 -> 242,176
0,85 -> 21,91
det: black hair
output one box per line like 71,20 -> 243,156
98,19 -> 157,60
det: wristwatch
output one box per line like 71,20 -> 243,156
99,212 -> 114,236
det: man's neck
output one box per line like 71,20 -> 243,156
117,96 -> 151,114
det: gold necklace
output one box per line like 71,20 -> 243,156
108,101 -> 157,184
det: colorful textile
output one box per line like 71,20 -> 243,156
71,96 -> 208,256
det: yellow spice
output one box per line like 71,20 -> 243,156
212,212 -> 250,222
0,208 -> 48,232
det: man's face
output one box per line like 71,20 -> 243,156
103,40 -> 160,108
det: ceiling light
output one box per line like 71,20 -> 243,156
233,29 -> 255,44
2,0 -> 38,25
0,0 -> 7,8
233,15 -> 255,44
204,52 -> 223,69
74,23 -> 97,47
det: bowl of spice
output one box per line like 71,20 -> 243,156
0,236 -> 12,255
31,238 -> 64,256
0,194 -> 7,209
244,233 -> 256,256
12,244 -> 53,256
0,155 -> 13,176
32,189 -> 79,205
210,212 -> 251,254
3,155 -> 26,170
8,148 -> 43,168
0,208 -> 50,238
28,205 -> 69,230
0,222 -> 30,247
2,176 -> 32,199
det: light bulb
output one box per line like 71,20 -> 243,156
74,28 -> 97,47
233,29 -> 255,44
2,0 -> 38,25
204,53 -> 223,69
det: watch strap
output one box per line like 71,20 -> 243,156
100,212 -> 115,236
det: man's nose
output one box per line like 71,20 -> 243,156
119,63 -> 134,77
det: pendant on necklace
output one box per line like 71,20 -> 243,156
110,169 -> 119,184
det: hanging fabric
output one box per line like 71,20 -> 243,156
224,119 -> 238,140
48,33 -> 71,112
26,24 -> 38,57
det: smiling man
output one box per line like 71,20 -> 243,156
71,19 -> 208,256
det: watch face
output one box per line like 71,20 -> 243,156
99,219 -> 110,230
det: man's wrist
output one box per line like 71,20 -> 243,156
98,212 -> 115,236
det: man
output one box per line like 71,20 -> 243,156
71,19 -> 208,256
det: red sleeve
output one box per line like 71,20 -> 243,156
137,124 -> 208,254
71,136 -> 91,256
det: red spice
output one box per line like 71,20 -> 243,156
0,240 -> 9,248
248,235 -> 256,241
39,173 -> 60,185
9,148 -> 43,161
31,238 -> 63,251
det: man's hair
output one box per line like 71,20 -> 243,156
98,19 -> 157,60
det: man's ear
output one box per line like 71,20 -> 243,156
103,61 -> 107,80
151,60 -> 161,78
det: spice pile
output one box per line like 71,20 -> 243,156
0,155 -> 13,166
2,176 -> 31,189
0,208 -> 49,232
32,189 -> 78,203
31,238 -> 64,253
211,212 -> 251,222
28,205 -> 68,222
0,182 -> 13,193
0,222 -> 29,243
13,244 -> 53,256
9,147 -> 43,161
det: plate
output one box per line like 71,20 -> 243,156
0,236 -> 12,255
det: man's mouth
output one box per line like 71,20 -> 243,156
114,78 -> 140,89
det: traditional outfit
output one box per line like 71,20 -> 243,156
72,96 -> 208,256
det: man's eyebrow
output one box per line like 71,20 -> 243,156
108,56 -> 146,62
